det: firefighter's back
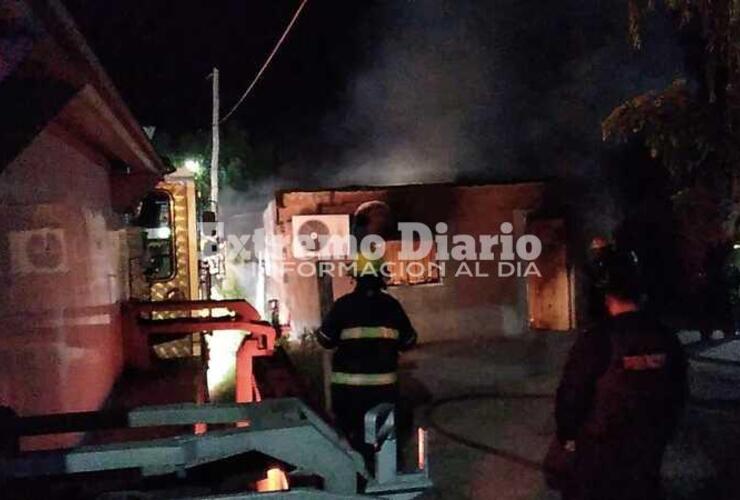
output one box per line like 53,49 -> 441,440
318,279 -> 417,453
329,289 -> 411,377
578,311 -> 687,500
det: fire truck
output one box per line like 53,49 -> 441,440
2,167 -> 431,499
0,1 -> 430,495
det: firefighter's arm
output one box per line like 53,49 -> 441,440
671,335 -> 689,407
555,330 -> 606,444
666,332 -> 689,434
316,302 -> 342,349
395,302 -> 417,351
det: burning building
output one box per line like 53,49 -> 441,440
262,181 -> 575,342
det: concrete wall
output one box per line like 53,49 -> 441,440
0,127 -> 126,447
265,183 -> 548,342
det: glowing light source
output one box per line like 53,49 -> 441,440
256,467 -> 289,492
205,329 -> 245,396
146,226 -> 171,239
418,427 -> 427,470
184,158 -> 203,174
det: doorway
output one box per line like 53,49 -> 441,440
526,218 -> 574,331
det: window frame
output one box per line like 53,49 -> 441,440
383,239 -> 442,287
141,189 -> 177,282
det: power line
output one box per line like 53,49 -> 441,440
220,0 -> 310,123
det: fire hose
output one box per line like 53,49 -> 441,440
424,392 -> 551,471
424,387 -> 740,473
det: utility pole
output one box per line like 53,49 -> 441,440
210,67 -> 220,212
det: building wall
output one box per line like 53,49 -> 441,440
266,183 -> 549,342
0,127 -> 126,447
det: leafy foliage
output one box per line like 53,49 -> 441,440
605,1 -> 740,300
153,123 -> 275,207
602,79 -> 721,189
629,1 -> 740,83
608,1 -> 740,198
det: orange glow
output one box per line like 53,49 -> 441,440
256,467 -> 289,492
418,427 -> 427,470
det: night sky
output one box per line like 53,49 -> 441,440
65,1 -> 684,192
65,1 -> 378,154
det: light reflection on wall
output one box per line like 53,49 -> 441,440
205,329 -> 245,397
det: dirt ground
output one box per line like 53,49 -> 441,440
400,334 -> 740,500
78,331 -> 740,499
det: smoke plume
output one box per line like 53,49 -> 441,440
220,0 -> 686,301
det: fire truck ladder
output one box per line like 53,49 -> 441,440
0,398 -> 431,499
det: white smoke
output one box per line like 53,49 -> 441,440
325,0 -> 499,186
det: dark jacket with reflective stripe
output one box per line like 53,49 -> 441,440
317,285 -> 417,378
556,311 -> 687,446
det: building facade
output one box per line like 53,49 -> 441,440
263,182 -> 574,343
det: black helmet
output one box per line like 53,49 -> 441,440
603,250 -> 642,301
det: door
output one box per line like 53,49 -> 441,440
527,218 -> 573,331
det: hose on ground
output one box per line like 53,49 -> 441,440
424,388 -> 740,471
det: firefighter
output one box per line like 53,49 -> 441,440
316,255 -> 417,455
554,252 -> 687,500
728,221 -> 740,336
586,236 -> 615,324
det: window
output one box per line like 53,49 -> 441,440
137,190 -> 175,281
383,240 -> 441,286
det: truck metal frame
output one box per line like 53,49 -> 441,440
0,398 -> 431,499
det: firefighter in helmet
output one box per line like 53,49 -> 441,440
316,254 -> 417,454
586,235 -> 615,323
554,251 -> 687,500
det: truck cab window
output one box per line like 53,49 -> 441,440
137,190 -> 175,281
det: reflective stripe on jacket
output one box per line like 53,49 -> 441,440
317,286 -> 417,384
340,326 -> 399,341
331,371 -> 398,386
